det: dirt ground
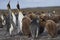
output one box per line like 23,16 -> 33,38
0,25 -> 60,40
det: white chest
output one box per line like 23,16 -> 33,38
18,12 -> 24,32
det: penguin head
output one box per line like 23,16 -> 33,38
7,1 -> 11,9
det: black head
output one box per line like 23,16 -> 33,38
17,2 -> 20,10
7,1 -> 11,9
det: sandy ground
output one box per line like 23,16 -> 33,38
0,25 -> 60,40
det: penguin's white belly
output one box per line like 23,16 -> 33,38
1,15 -> 4,20
0,15 -> 6,25
2,20 -> 6,25
18,16 -> 23,32
12,12 -> 16,25
18,12 -> 24,33
9,24 -> 13,35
